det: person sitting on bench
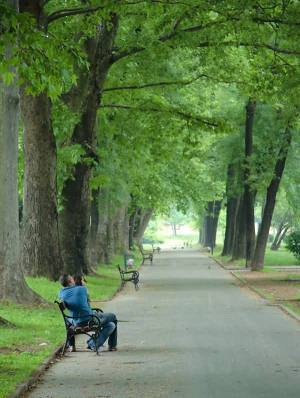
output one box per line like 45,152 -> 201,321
59,274 -> 118,352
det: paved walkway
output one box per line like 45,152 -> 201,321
27,250 -> 300,398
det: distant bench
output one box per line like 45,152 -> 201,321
151,244 -> 161,254
55,300 -> 103,355
138,244 -> 154,265
118,266 -> 139,290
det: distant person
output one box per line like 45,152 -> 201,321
59,274 -> 118,352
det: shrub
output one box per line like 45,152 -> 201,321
286,231 -> 300,260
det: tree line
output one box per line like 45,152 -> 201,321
1,0 -> 300,303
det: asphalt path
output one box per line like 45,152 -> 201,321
27,250 -> 300,398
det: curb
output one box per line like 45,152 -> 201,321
211,256 -> 300,324
8,345 -> 63,398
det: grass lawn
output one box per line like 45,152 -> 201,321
0,254 -> 134,398
264,247 -> 300,267
213,246 -> 300,269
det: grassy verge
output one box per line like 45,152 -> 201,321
214,244 -> 300,309
213,247 -> 300,318
213,247 -> 300,269
0,254 -> 135,398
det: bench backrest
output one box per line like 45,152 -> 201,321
54,300 -> 71,327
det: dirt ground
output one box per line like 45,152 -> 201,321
234,270 -> 300,313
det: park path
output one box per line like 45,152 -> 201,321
26,250 -> 300,398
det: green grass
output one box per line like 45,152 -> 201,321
213,246 -> 300,269
0,254 -> 131,398
284,302 -> 300,317
264,247 -> 300,267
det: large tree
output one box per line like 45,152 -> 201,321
0,0 -> 40,303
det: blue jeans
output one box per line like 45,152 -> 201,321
88,312 -> 118,349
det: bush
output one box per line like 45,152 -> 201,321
286,231 -> 300,260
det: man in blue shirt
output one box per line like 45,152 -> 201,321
59,274 -> 117,352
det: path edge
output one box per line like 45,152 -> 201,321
211,256 -> 300,324
8,345 -> 63,398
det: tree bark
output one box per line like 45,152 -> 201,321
244,99 -> 256,264
129,208 -> 139,249
88,189 -> 99,268
21,92 -> 63,280
133,209 -> 154,245
96,188 -> 109,264
232,195 -> 247,260
112,206 -> 127,254
60,15 -> 118,275
271,223 -> 289,251
19,1 -> 63,281
202,201 -> 222,251
0,0 -> 41,304
251,128 -> 292,270
222,163 -> 239,256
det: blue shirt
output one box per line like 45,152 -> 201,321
59,285 -> 93,325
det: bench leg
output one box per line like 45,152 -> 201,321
61,338 -> 69,356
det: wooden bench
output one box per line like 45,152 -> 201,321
118,266 -> 139,290
54,300 -> 103,355
138,244 -> 154,265
151,244 -> 161,254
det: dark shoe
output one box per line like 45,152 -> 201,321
108,347 -> 118,351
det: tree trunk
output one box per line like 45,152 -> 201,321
18,1 -> 63,281
122,207 -> 130,252
222,163 -> 239,256
222,196 -> 239,256
134,209 -> 154,245
129,208 -> 139,249
270,221 -> 285,251
198,225 -> 202,244
171,223 -> 177,236
211,200 -> 222,250
201,216 -> 208,246
202,202 -> 213,247
251,128 -> 292,270
232,195 -> 247,260
0,0 -> 41,303
106,212 -> 115,264
21,92 -> 63,280
88,189 -> 99,268
272,225 -> 289,250
202,201 -> 222,251
244,99 -> 256,264
113,206 -> 127,254
60,16 -> 118,275
96,188 -> 109,264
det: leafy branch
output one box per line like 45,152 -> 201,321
103,73 -> 242,92
99,103 -> 219,127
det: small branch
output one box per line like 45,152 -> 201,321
252,16 -> 300,26
197,40 -> 300,56
112,46 -> 145,63
46,5 -> 105,25
99,103 -> 218,127
103,73 -> 241,92
103,75 -> 204,92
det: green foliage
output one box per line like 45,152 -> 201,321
286,231 -> 300,261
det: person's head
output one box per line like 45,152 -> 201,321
59,274 -> 74,287
73,274 -> 85,286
